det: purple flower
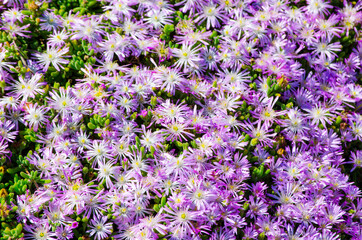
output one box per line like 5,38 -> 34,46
347,151 -> 362,172
87,216 -> 113,240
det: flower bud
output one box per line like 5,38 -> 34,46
250,138 -> 258,146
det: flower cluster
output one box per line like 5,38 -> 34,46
0,0 -> 361,239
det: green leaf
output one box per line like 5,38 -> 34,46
243,134 -> 251,142
151,96 -> 158,107
175,141 -> 183,148
7,167 -> 21,174
20,172 -> 29,179
15,224 -> 23,234
163,24 -> 174,35
40,179 -> 52,184
21,10 -> 32,15
161,196 -> 167,207
140,146 -> 145,158
250,138 -> 258,146
88,0 -> 98,7
135,136 -> 141,147
274,125 -> 281,133
335,116 -> 342,125
87,122 -> 96,129
150,146 -> 156,156
176,11 -> 183,18
153,204 -> 160,212
267,77 -> 272,87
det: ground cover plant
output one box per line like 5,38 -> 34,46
0,0 -> 361,239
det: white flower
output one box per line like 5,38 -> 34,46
10,73 -> 45,102
35,45 -> 69,71
0,49 -> 13,72
172,44 -> 201,70
24,222 -> 56,240
146,10 -> 172,29
305,104 -> 333,127
284,109 -> 307,133
86,140 -> 112,164
48,29 -> 69,47
87,216 -> 113,240
24,103 -> 48,131
96,160 -> 118,188
48,87 -> 74,117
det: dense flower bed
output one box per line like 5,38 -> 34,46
0,0 -> 361,239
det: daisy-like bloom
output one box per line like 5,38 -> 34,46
215,92 -> 243,113
121,19 -> 148,40
119,120 -> 140,138
246,196 -> 268,219
40,11 -> 63,31
24,103 -> 48,132
87,216 -> 113,240
83,191 -> 107,220
316,14 -> 342,40
269,183 -> 299,205
9,73 -> 45,102
3,9 -> 24,22
0,138 -> 9,156
304,0 -> 333,16
48,29 -> 69,47
55,225 -> 74,240
139,213 -> 167,238
154,99 -> 190,124
47,87 -> 74,118
0,46 -> 14,72
347,151 -> 362,172
140,125 -> 164,150
340,4 -> 361,36
244,120 -> 276,147
75,130 -> 90,152
0,119 -> 17,142
43,202 -> 70,225
195,3 -> 226,29
349,119 -> 362,141
257,76 -> 271,95
130,152 -> 150,175
200,46 -> 219,71
2,21 -> 31,37
187,182 -> 213,210
95,159 -> 119,188
163,120 -> 194,142
175,30 -> 211,46
163,206 -> 199,239
71,16 -> 105,43
24,221 -> 56,240
145,10 -> 173,29
310,39 -> 342,61
323,204 -> 345,225
253,96 -> 286,124
34,45 -> 70,71
98,33 -> 127,62
229,13 -> 251,40
305,103 -> 333,128
159,68 -> 185,95
113,137 -> 131,160
86,140 -> 113,165
104,0 -> 135,20
172,44 -> 201,70
282,108 -> 308,135
164,153 -> 194,180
